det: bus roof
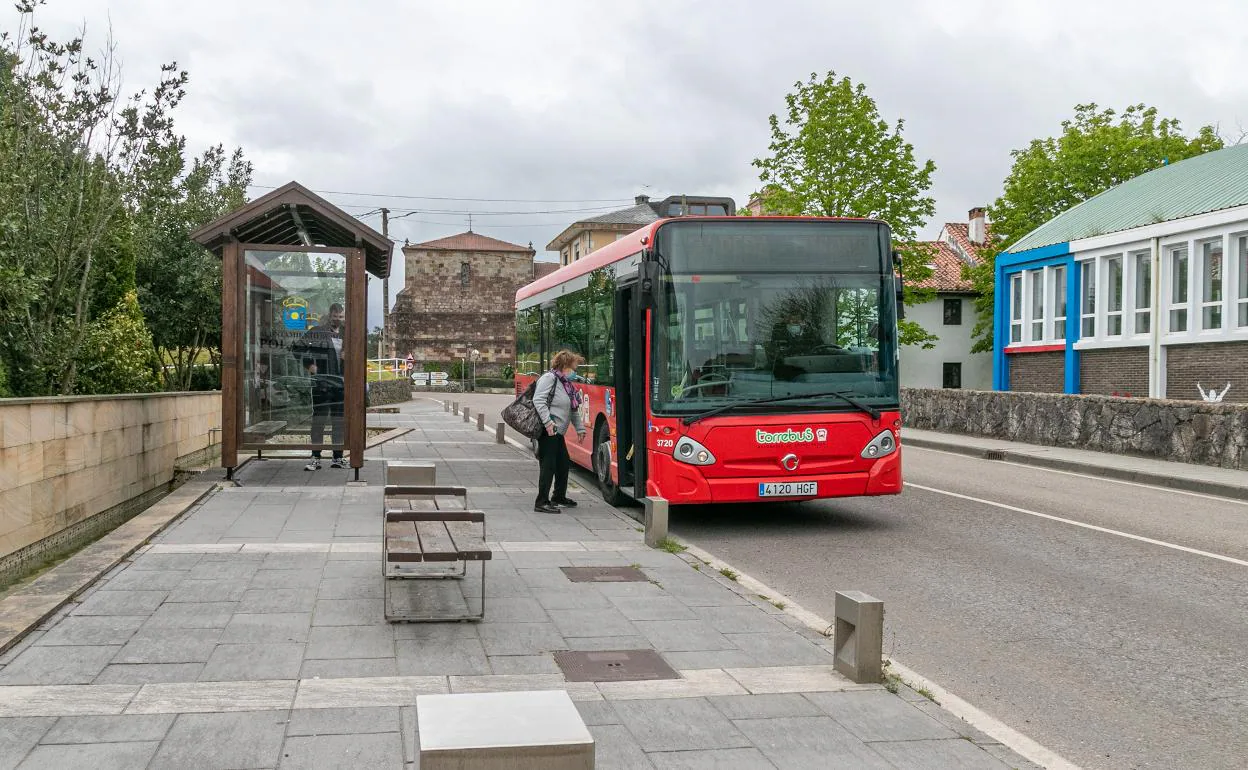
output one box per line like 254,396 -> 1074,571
514,215 -> 886,304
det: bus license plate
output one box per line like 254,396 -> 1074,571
758,482 -> 817,498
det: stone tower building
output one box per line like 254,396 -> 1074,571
387,232 -> 557,376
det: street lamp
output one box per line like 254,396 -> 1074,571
470,349 -> 480,392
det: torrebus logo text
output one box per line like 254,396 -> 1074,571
755,428 -> 815,445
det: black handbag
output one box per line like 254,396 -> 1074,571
502,376 -> 558,439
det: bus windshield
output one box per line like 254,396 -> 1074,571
652,220 -> 899,416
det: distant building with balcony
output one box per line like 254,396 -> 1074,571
546,194 -> 736,265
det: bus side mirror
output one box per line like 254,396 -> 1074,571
640,261 -> 661,307
895,274 -> 905,320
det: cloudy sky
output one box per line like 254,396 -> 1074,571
14,0 -> 1248,328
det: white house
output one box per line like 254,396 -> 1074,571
902,209 -> 993,391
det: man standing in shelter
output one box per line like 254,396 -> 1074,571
295,303 -> 346,470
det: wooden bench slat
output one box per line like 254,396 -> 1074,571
385,496 -> 439,511
385,521 -> 423,563
445,522 -> 493,561
415,522 -> 459,562
384,485 -> 468,499
387,510 -> 485,523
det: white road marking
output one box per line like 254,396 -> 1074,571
669,539 -> 1080,770
907,483 -> 1248,568
908,445 -> 1248,506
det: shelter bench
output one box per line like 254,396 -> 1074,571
242,420 -> 286,444
383,484 -> 491,622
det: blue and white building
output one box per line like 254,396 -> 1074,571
994,145 -> 1248,403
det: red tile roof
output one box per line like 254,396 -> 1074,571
533,261 -> 559,281
944,222 -> 990,261
909,241 -> 975,292
409,232 -> 533,253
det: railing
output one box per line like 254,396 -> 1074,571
368,358 -> 409,381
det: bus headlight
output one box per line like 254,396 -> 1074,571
860,430 -> 897,460
674,436 -> 716,466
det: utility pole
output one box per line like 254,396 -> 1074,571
380,208 -> 390,360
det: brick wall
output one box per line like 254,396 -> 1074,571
0,392 -> 220,562
1166,341 -> 1248,403
1007,351 -> 1065,393
389,247 -> 539,377
1080,348 -> 1149,397
902,388 -> 1248,470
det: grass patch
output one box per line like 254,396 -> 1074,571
915,686 -> 937,703
882,671 -> 903,694
718,567 -> 739,581
657,538 -> 686,554
771,599 -> 786,610
691,563 -> 701,571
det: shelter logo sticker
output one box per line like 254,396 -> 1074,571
282,297 -> 309,331
816,428 -> 828,442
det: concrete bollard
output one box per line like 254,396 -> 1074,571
833,591 -> 884,684
495,423 -> 506,444
452,402 -> 459,415
477,412 -> 485,431
644,496 -> 669,549
444,401 -> 449,413
463,407 -> 470,423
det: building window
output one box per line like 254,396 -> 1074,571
1168,246 -> 1189,333
573,243 -> 581,261
460,262 -> 470,289
1106,254 -> 1124,336
1199,238 -> 1224,330
1238,235 -> 1248,328
1051,265 -> 1067,340
1080,260 -> 1096,337
943,298 -> 962,325
1132,251 -> 1151,335
1010,274 -> 1022,343
942,362 -> 962,389
1029,270 -> 1044,341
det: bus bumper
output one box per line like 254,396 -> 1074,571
653,452 -> 902,504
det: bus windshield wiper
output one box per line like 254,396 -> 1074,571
681,390 -> 880,425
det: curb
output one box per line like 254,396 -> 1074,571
903,434 -> 1248,502
0,480 -> 219,656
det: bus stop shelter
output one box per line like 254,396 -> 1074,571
191,181 -> 392,480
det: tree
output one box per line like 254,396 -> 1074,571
135,144 -> 251,391
752,71 -> 939,348
968,103 -> 1223,352
0,1 -> 194,395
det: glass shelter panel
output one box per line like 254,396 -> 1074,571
243,249 -> 350,448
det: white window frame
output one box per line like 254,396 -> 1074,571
1050,264 -> 1067,342
1235,232 -> 1248,329
1103,253 -> 1125,338
1080,258 -> 1096,339
1197,235 -> 1227,333
1128,249 -> 1152,337
1028,269 -> 1045,342
1009,273 -> 1023,345
1164,242 -> 1191,335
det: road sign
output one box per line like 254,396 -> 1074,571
412,371 -> 450,386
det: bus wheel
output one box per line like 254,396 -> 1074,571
593,425 -> 627,507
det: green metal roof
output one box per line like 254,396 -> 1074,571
1007,144 -> 1248,253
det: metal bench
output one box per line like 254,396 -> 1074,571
382,484 -> 491,622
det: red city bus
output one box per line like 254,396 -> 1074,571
514,216 -> 903,506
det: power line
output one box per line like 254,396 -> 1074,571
247,183 -> 633,204
278,199 -> 624,217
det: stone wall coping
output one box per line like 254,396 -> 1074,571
903,388 -> 1247,413
0,391 -> 220,407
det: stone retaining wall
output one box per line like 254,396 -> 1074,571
367,380 -> 413,407
0,392 -> 220,565
902,388 -> 1248,470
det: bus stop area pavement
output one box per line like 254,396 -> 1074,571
0,399 -> 1042,769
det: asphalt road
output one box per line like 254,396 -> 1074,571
671,447 -> 1248,770
413,394 -> 1247,769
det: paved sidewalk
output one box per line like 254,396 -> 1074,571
0,399 -> 1039,769
904,427 -> 1248,500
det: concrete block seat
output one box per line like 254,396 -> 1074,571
417,690 -> 594,770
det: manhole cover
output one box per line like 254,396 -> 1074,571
560,566 -> 648,583
553,649 -> 679,682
